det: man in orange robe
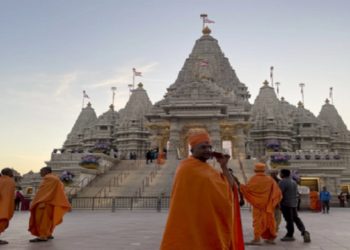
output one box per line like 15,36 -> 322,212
28,167 -> 71,242
309,189 -> 320,212
157,151 -> 166,164
238,163 -> 282,245
160,133 -> 245,250
0,168 -> 15,245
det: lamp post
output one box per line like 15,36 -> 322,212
299,83 -> 305,105
111,87 -> 116,106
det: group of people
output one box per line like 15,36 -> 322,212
0,167 -> 71,245
129,152 -> 137,160
160,133 -> 311,249
146,147 -> 167,164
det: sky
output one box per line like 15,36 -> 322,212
1,0 -> 349,174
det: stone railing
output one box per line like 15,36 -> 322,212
267,151 -> 341,161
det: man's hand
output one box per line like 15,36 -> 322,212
213,153 -> 230,169
239,199 -> 245,207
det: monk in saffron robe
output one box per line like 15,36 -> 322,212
29,167 -> 71,242
157,152 -> 166,164
239,163 -> 282,245
0,168 -> 15,245
160,133 -> 245,250
309,189 -> 320,212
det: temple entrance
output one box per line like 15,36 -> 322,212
222,140 -> 232,157
300,178 -> 319,192
180,123 -> 209,159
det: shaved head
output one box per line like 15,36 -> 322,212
1,168 -> 13,177
40,167 -> 52,177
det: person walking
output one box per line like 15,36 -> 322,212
150,149 -> 155,161
309,188 -> 320,213
338,192 -> 345,207
270,170 -> 282,232
239,164 -> 282,245
15,191 -> 24,211
319,187 -> 332,214
279,169 -> 311,242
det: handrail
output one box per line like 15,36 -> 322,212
95,161 -> 140,199
134,163 -> 163,197
66,161 -> 116,198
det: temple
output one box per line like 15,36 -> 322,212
21,26 -> 350,203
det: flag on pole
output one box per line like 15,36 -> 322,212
204,18 -> 215,23
277,87 -> 279,94
330,87 -> 333,98
270,66 -> 273,78
84,93 -> 90,99
130,89 -> 133,93
134,71 -> 142,77
200,62 -> 209,67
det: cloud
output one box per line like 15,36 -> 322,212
90,62 -> 158,88
54,72 -> 82,96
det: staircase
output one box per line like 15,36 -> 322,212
75,159 -> 259,198
77,161 -> 135,197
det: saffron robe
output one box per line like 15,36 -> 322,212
157,152 -> 166,164
28,174 -> 71,238
0,175 -> 15,235
309,190 -> 320,211
240,173 -> 282,240
160,157 -> 244,250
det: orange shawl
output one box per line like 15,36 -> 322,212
160,157 -> 244,250
28,174 -> 71,236
0,175 -> 15,221
309,190 -> 319,210
240,173 -> 282,239
157,152 -> 166,164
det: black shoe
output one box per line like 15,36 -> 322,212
303,231 -> 311,243
280,236 -> 295,241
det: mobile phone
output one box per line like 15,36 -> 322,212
212,152 -> 224,158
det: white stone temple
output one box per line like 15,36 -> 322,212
21,26 -> 350,200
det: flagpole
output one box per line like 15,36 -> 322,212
200,14 -> 207,29
82,90 -> 85,108
270,66 -> 274,88
128,84 -> 133,98
111,87 -> 116,106
133,68 -> 135,90
330,87 -> 333,105
275,82 -> 280,98
299,83 -> 305,105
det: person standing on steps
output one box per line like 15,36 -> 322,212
146,150 -> 152,164
319,187 -> 332,214
279,169 -> 311,243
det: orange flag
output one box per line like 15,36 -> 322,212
0,175 -> 15,235
28,173 -> 71,238
160,157 -> 244,250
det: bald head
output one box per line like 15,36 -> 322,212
40,167 -> 52,177
1,168 -> 13,177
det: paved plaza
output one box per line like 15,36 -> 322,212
1,208 -> 350,250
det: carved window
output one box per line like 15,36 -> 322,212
100,126 -> 108,130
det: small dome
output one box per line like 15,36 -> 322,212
263,80 -> 269,86
202,26 -> 211,35
138,82 -> 143,88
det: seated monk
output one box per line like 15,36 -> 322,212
157,152 -> 166,164
309,189 -> 320,212
238,163 -> 282,245
28,167 -> 71,242
160,133 -> 245,250
0,168 -> 16,245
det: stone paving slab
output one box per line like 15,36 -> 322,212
1,208 -> 350,249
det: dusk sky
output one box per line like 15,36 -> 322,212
1,0 -> 349,174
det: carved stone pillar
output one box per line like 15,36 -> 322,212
168,119 -> 180,160
149,127 -> 158,149
234,126 -> 246,160
209,119 -> 222,152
